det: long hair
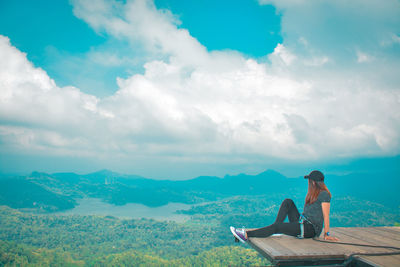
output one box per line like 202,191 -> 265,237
305,179 -> 331,205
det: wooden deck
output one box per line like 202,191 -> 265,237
248,227 -> 400,266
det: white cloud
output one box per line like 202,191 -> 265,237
1,0 -> 400,176
392,34 -> 400,44
71,0 -> 209,68
356,50 -> 372,63
270,44 -> 296,66
259,0 -> 400,63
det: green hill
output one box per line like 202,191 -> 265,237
0,178 -> 75,212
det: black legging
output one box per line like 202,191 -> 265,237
246,198 -> 315,238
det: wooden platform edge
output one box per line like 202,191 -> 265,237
247,227 -> 400,266
248,239 -> 276,265
248,238 -> 346,266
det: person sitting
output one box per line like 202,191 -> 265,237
231,170 -> 339,242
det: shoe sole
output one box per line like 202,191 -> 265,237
230,226 -> 246,243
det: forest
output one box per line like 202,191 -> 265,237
0,206 -> 268,266
0,166 -> 399,266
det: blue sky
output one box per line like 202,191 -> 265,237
0,0 -> 281,96
0,0 -> 399,179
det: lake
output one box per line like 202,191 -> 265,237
56,198 -> 192,222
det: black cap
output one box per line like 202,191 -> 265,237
304,170 -> 324,182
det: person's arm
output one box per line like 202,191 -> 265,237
322,202 -> 339,241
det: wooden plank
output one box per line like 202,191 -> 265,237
313,239 -> 368,256
249,238 -> 346,266
334,228 -> 395,248
361,228 -> 400,247
273,237 -> 345,258
259,238 -> 301,258
380,226 -> 400,236
250,237 -> 294,257
267,238 -> 337,257
334,228 -> 400,266
383,226 -> 400,233
249,237 -> 345,262
252,237 -> 346,261
248,238 -> 278,264
362,227 -> 400,242
248,227 -> 400,266
270,238 -> 308,257
336,227 -> 400,249
330,228 -> 385,255
258,236 -> 340,257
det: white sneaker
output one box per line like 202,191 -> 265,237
230,226 -> 248,243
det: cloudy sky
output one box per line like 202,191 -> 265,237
0,0 -> 399,179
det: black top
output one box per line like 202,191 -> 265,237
303,190 -> 331,236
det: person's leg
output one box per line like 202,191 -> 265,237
275,198 -> 300,223
246,198 -> 302,239
247,222 -> 299,238
246,222 -> 315,238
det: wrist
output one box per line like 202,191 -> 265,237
324,231 -> 330,236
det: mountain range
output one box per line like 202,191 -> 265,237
0,162 -> 398,212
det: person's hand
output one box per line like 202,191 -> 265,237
324,235 -> 339,241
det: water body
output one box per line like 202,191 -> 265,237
57,198 -> 192,222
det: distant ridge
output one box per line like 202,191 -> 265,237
0,178 -> 75,212
0,161 -> 399,212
